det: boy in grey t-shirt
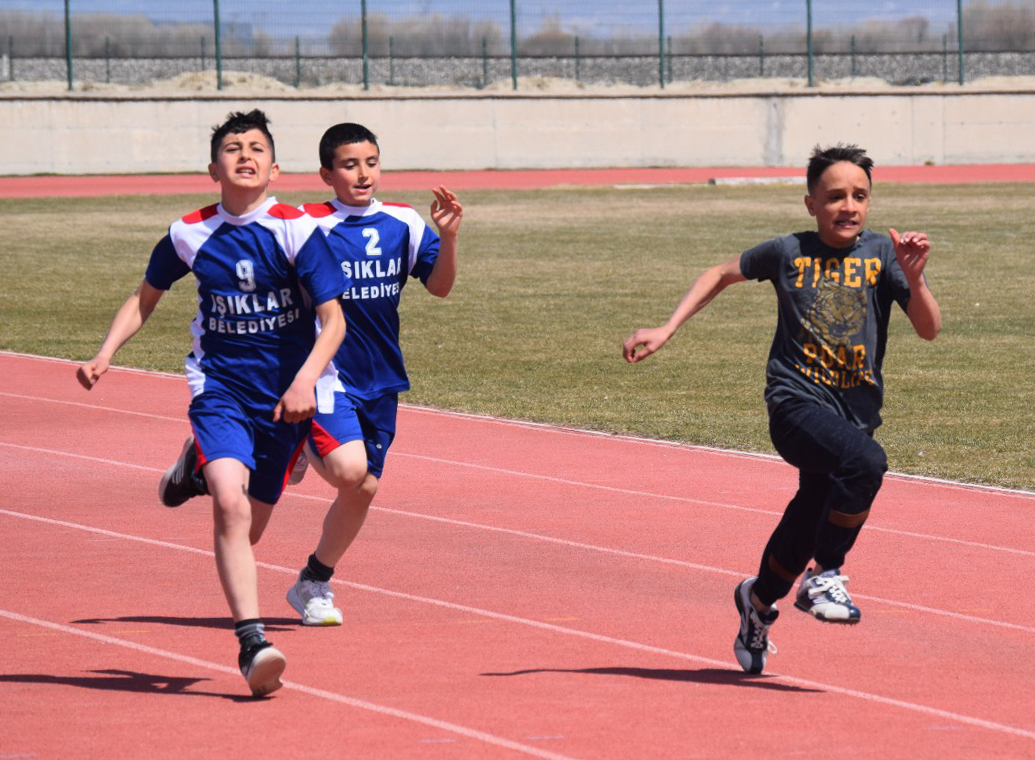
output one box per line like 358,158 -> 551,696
622,144 -> 941,674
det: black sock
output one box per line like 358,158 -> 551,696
234,618 -> 268,651
300,553 -> 334,583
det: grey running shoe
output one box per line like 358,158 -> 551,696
288,449 -> 309,486
733,577 -> 778,674
286,571 -> 343,626
795,567 -> 861,623
239,641 -> 286,697
158,436 -> 208,507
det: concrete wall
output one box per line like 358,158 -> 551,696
2,89 -> 1034,175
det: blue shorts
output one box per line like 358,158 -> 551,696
188,386 -> 308,505
309,391 -> 398,479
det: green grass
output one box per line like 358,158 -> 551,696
2,182 -> 1032,490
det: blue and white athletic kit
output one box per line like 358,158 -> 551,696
302,198 -> 440,477
145,197 -> 349,503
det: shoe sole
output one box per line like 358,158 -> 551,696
794,599 -> 861,624
244,646 -> 286,697
158,437 -> 195,508
286,585 -> 343,626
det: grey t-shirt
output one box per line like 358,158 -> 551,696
739,229 -> 913,432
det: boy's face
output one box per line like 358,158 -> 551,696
804,161 -> 871,249
208,128 -> 278,194
320,141 -> 381,206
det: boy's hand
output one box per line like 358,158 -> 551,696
889,228 -> 931,282
430,186 -> 463,238
274,381 -> 317,424
76,356 -> 110,390
623,326 -> 673,364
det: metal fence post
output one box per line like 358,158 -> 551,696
361,0 -> 369,91
389,36 -> 395,87
213,0 -> 222,91
956,0 -> 964,85
806,0 -> 814,87
294,36 -> 300,88
64,0 -> 72,91
657,0 -> 665,88
105,36 -> 110,83
574,36 -> 580,82
758,35 -> 764,76
509,0 -> 518,90
482,36 -> 488,88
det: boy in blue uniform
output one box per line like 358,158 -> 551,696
158,122 -> 463,627
285,123 -> 463,625
623,144 -> 941,674
78,110 -> 347,696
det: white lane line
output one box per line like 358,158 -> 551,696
0,609 -> 579,760
1,508 -> 1033,743
2,438 -> 1030,561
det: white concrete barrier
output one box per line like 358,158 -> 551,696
1,89 -> 1034,175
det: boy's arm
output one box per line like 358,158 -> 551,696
76,279 -> 165,389
623,254 -> 746,364
889,228 -> 942,341
274,300 -> 346,423
424,186 -> 463,298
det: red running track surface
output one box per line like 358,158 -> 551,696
2,352 -> 1034,759
2,162 -> 1035,198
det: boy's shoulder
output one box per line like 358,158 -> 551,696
179,204 -> 220,225
266,203 -> 306,220
301,201 -> 337,218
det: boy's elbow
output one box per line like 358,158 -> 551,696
917,319 -> 941,341
426,279 -> 453,298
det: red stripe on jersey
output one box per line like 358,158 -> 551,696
382,202 -> 415,210
181,204 -> 219,224
303,201 -> 337,218
268,203 -> 304,219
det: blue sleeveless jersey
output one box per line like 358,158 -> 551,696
145,197 -> 348,409
304,198 -> 440,399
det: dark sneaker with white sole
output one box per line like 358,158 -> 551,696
158,436 -> 209,507
733,577 -> 778,674
239,641 -> 286,697
795,567 -> 861,624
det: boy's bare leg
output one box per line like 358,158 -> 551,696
310,439 -> 378,565
287,440 -> 377,625
205,457 -> 285,695
206,457 -> 262,621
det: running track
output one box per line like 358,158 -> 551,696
3,166 -> 1035,757
3,352 -> 1034,759
4,162 -> 1035,198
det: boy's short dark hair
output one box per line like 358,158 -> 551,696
806,143 -> 873,193
319,123 -> 380,170
210,109 -> 275,163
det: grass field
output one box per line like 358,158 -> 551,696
2,181 -> 1032,490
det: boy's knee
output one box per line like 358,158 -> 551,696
321,446 -> 369,490
856,440 -> 888,483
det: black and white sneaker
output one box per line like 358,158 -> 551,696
239,641 -> 286,697
795,568 -> 861,624
733,577 -> 778,674
158,436 -> 208,507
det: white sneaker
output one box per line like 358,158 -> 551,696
795,568 -> 861,623
286,572 -> 343,626
288,450 -> 309,486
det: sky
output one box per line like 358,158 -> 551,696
3,1 -> 983,38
